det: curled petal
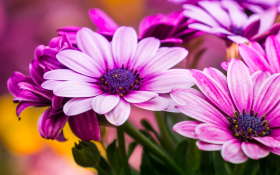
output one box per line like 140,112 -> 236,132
133,96 -> 169,111
221,139 -> 248,164
92,94 -> 120,114
105,99 -> 131,126
173,121 -> 202,139
196,140 -> 222,151
241,142 -> 270,160
63,97 -> 94,116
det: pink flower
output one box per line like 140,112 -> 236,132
171,59 -> 280,163
44,26 -> 194,126
183,1 -> 279,44
222,35 -> 280,75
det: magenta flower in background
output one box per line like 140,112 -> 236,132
7,35 -> 100,142
87,8 -> 202,46
222,35 -> 280,75
183,1 -> 279,44
43,26 -> 194,126
171,59 -> 280,163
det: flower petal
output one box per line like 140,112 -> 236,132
92,94 -> 120,114
159,94 -> 180,113
133,96 -> 169,111
68,110 -> 100,141
251,71 -> 270,100
241,142 -> 270,160
173,121 -> 202,139
44,69 -> 98,82
41,80 -> 63,91
196,140 -> 223,151
221,139 -> 248,164
54,81 -> 102,97
228,59 -> 253,113
16,101 -> 48,118
105,99 -> 131,126
56,49 -> 103,78
112,26 -> 137,67
265,35 -> 280,74
124,91 -> 158,104
170,87 -> 210,105
195,123 -> 235,144
227,35 -> 249,44
258,7 -> 277,34
253,136 -> 280,148
63,97 -> 94,116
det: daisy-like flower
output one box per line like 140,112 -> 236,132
7,35 -> 100,142
183,1 -> 279,44
171,59 -> 280,163
222,35 -> 280,75
60,8 -> 201,46
43,26 -> 193,126
168,0 -> 279,13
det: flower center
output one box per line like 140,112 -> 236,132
228,109 -> 270,142
229,26 -> 243,36
99,65 -> 141,96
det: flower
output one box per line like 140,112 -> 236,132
222,35 -> 280,75
7,34 -> 100,142
171,59 -> 280,163
168,0 -> 279,13
183,1 -> 279,44
87,8 -> 202,46
44,26 -> 193,126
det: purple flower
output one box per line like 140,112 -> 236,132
88,8 -> 202,46
168,0 -> 279,13
7,35 -> 100,142
44,26 -> 194,126
183,1 -> 279,44
222,35 -> 280,75
171,59 -> 280,163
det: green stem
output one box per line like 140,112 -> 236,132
96,166 -> 110,175
117,125 -> 132,175
155,111 -> 175,154
123,121 -> 185,175
231,163 -> 243,175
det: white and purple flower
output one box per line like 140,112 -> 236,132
43,26 -> 194,126
172,59 -> 280,163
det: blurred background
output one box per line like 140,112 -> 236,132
0,0 -> 226,174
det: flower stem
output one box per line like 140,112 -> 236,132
95,166 -> 110,175
155,111 -> 175,154
123,121 -> 185,175
231,163 -> 243,175
117,125 -> 132,175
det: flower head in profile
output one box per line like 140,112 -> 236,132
222,34 -> 280,75
86,8 -> 202,46
183,1 -> 279,44
171,59 -> 280,163
7,34 -> 100,142
44,26 -> 193,126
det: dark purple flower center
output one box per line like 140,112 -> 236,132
228,109 -> 270,142
229,26 -> 243,36
99,65 -> 141,96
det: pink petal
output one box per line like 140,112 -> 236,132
44,69 -> 98,82
253,74 -> 280,117
270,128 -> 280,140
141,48 -> 188,77
241,142 -> 270,160
267,101 -> 280,122
195,123 -> 234,144
253,136 -> 280,148
124,91 -> 158,104
140,69 -> 194,93
228,59 -> 253,113
92,94 -> 120,114
76,28 -> 114,70
105,99 -> 131,126
270,147 -> 280,156
41,80 -> 63,91
251,71 -> 270,100
190,69 -> 235,116
112,26 -> 137,67
265,35 -> 280,74
88,8 -> 119,33
133,96 -> 169,111
56,50 -> 103,78
63,97 -> 94,116
196,140 -> 223,151
258,7 -> 277,34
188,23 -> 212,33
239,44 -> 271,73
54,81 -> 102,97
221,139 -> 248,163
170,87 -> 210,105
221,62 -> 229,71
159,94 -> 180,113
173,121 -> 202,139
227,35 -> 249,44
131,37 -> 160,71
228,8 -> 247,29
250,41 -> 266,58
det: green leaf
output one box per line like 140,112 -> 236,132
115,147 -> 123,175
199,151 -> 214,175
242,159 -> 259,175
165,113 -> 183,144
140,150 -> 159,175
128,142 -> 138,159
173,139 -> 188,170
259,155 -> 276,175
141,119 -> 161,141
212,151 -> 228,175
145,151 -> 172,175
99,156 -> 115,175
139,130 -> 158,145
106,140 -> 118,172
